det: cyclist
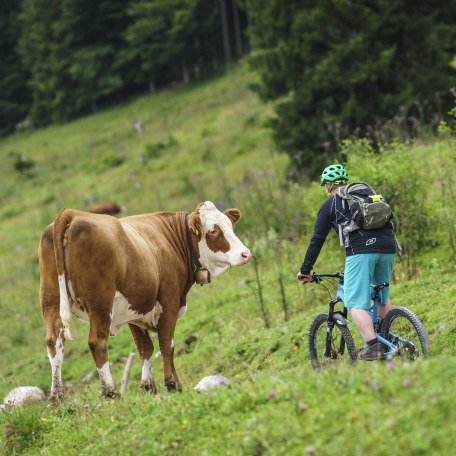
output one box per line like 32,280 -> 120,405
297,164 -> 396,360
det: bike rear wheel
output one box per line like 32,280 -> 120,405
381,306 -> 430,359
308,312 -> 357,369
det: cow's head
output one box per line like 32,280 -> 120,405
189,201 -> 252,277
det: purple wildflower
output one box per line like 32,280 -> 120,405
387,360 -> 394,369
269,389 -> 277,398
372,379 -> 381,392
299,402 -> 308,412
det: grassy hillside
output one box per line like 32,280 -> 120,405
0,66 -> 455,455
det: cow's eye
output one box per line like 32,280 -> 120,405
209,228 -> 217,235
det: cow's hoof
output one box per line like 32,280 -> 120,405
102,389 -> 117,399
141,381 -> 157,394
49,391 -> 64,404
165,380 -> 182,393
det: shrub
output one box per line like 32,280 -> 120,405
341,139 -> 455,276
243,1 -> 455,176
12,152 -> 36,176
92,152 -> 126,173
101,153 -> 126,169
141,136 -> 178,163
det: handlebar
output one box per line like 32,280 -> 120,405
311,272 -> 344,283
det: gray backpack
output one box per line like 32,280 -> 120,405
336,182 -> 393,247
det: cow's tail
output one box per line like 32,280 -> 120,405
53,209 -> 73,341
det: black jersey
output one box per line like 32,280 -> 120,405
300,194 -> 396,274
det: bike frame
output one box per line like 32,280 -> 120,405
368,290 -> 397,357
313,272 -> 412,359
369,288 -> 417,357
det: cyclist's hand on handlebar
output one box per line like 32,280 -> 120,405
297,272 -> 313,283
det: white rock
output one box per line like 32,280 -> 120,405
2,386 -> 45,410
194,375 -> 228,393
82,371 -> 95,383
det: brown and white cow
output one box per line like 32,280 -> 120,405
39,201 -> 251,401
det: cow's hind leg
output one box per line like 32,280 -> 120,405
42,295 -> 65,403
129,324 -> 157,394
88,312 -> 116,398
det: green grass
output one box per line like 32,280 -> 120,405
1,65 -> 455,455
2,357 -> 455,455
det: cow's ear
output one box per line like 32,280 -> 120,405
189,211 -> 203,237
224,208 -> 241,225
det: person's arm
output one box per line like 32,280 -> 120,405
299,201 -> 332,275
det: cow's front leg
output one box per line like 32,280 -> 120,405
157,319 -> 181,392
128,324 -> 157,394
88,315 -> 116,398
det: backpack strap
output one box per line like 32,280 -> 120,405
338,224 -> 344,247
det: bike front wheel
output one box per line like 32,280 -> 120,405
381,306 -> 430,359
308,312 -> 357,369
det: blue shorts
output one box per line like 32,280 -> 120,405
344,253 -> 395,310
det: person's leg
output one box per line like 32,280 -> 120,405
378,301 -> 392,319
374,254 -> 395,319
345,254 -> 376,341
346,253 -> 387,360
350,308 -> 376,341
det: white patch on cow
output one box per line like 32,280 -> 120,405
110,292 -> 138,335
197,201 -> 251,277
109,293 -> 163,336
64,287 -> 163,337
58,274 -> 72,340
150,301 -> 163,327
47,332 -> 64,398
98,362 -> 115,391
177,305 -> 187,320
141,358 -> 153,384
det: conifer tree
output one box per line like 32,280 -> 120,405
243,0 -> 456,175
0,0 -> 30,135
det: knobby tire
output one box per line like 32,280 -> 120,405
308,312 -> 357,369
381,306 -> 430,359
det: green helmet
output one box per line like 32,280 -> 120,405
320,164 -> 349,186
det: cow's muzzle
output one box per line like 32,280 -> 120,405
239,250 -> 252,265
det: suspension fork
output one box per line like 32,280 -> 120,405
325,298 -> 344,358
338,305 -> 349,354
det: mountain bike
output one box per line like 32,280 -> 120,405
307,272 -> 430,369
